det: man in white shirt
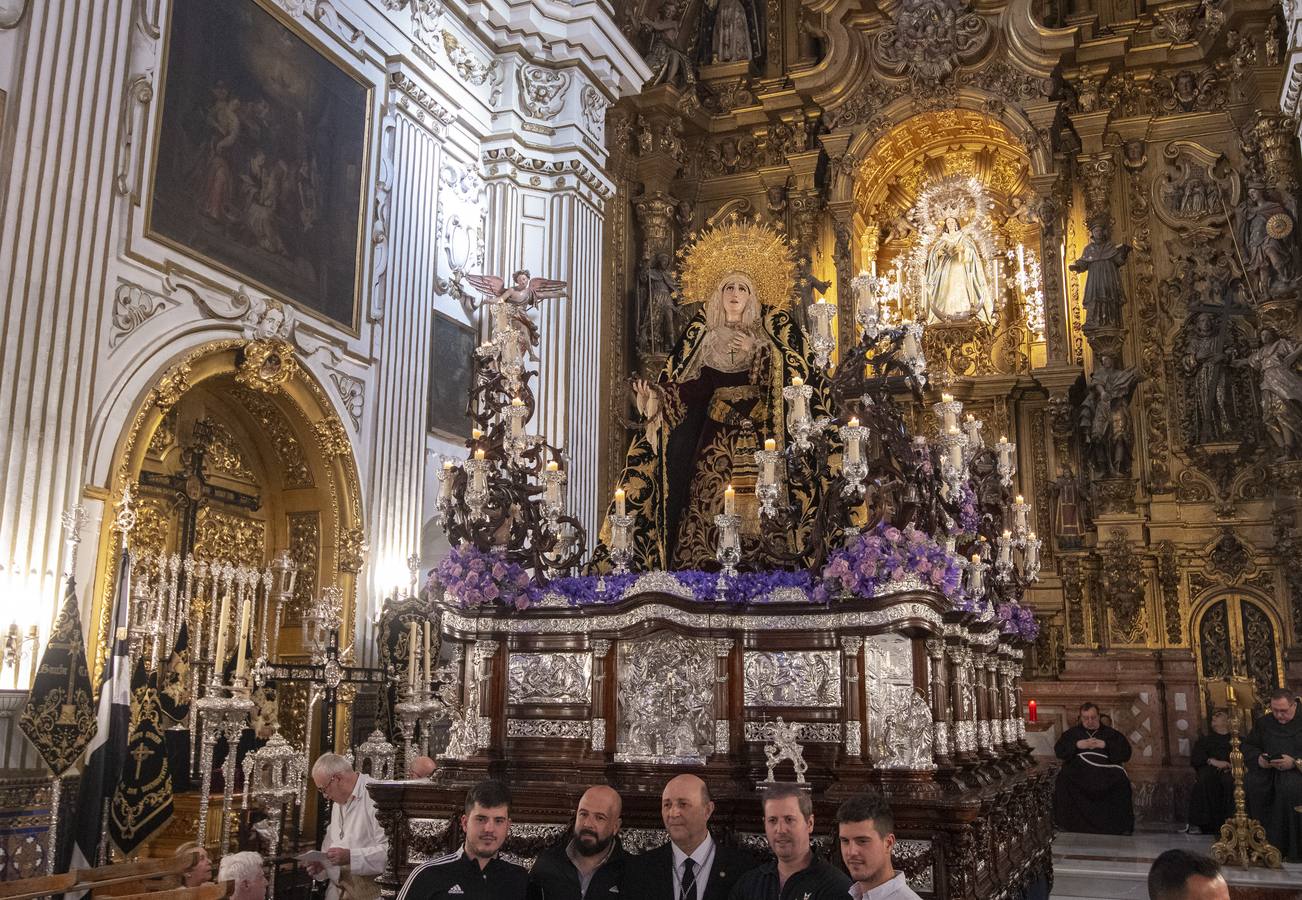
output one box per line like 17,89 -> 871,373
836,793 -> 921,900
302,753 -> 389,900
627,774 -> 754,900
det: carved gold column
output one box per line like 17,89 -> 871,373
926,639 -> 953,766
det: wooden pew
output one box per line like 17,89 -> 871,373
0,872 -> 77,900
112,881 -> 233,900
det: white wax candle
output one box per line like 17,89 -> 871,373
789,377 -> 807,421
762,438 -> 777,483
510,398 -> 525,437
545,462 -> 561,505
235,598 -> 251,679
213,592 -> 230,677
424,622 -> 431,684
441,461 -> 454,501
1026,534 -> 1040,569
472,449 -> 487,492
1000,532 -> 1013,565
614,488 -> 626,517
408,621 -> 418,689
724,484 -> 736,516
846,418 -> 861,465
1014,496 -> 1028,528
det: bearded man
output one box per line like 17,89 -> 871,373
529,785 -> 628,899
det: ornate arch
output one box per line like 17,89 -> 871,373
87,338 -> 365,685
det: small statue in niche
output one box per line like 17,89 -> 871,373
701,0 -> 762,64
1236,182 -> 1299,300
1180,311 -> 1241,444
1232,326 -> 1302,459
636,252 -> 682,357
1070,219 -> 1131,331
765,185 -> 788,222
1079,354 -> 1144,478
793,253 -> 831,336
1049,463 -> 1089,549
1265,15 -> 1282,67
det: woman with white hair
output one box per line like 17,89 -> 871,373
614,220 -> 826,570
217,851 -> 266,900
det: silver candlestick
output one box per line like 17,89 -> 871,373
195,686 -> 255,853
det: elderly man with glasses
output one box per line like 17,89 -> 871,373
302,753 -> 389,900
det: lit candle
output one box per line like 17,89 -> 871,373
940,394 -> 958,431
963,413 -> 982,446
408,621 -> 418,689
1026,533 -> 1040,569
789,377 -> 807,421
947,426 -> 963,469
969,554 -> 984,594
814,296 -> 830,339
846,418 -> 861,465
762,439 -> 777,483
1000,531 -> 1013,566
724,484 -> 736,516
472,427 -> 483,442
235,597 -> 251,679
1028,699 -> 1037,723
423,621 -> 431,685
614,487 -> 626,517
1014,496 -> 1028,529
213,592 -> 231,677
472,449 -> 487,492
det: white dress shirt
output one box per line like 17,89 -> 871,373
316,773 -> 390,900
849,872 -> 922,900
670,834 -> 716,900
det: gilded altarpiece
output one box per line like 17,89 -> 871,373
609,0 -> 1302,828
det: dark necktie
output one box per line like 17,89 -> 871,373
680,857 -> 697,900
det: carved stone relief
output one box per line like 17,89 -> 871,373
742,651 -> 841,707
1153,142 -> 1240,233
507,652 -> 592,705
109,283 -> 169,350
615,631 -> 715,763
872,0 -> 991,86
517,64 -> 570,119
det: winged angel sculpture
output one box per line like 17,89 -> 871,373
462,269 -> 568,353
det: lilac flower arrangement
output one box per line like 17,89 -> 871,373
995,601 -> 1040,642
813,522 -> 964,603
1016,604 -> 1040,641
957,483 -> 981,535
434,543 -> 533,611
534,568 -> 816,606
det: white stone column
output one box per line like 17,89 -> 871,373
363,70 -> 445,608
0,1 -> 130,634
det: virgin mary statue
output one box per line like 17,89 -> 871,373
603,220 -> 828,571
924,215 -> 993,321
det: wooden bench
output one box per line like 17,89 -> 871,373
111,881 -> 233,900
0,849 -> 201,900
0,872 -> 77,900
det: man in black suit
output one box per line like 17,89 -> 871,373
627,774 -> 755,900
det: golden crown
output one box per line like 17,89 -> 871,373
677,216 -> 797,311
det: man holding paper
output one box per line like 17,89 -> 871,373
303,753 -> 389,900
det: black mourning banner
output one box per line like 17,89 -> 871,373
109,659 -> 174,854
158,620 -> 191,724
19,577 -> 97,776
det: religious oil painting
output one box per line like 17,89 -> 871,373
428,312 -> 477,438
148,0 -> 371,332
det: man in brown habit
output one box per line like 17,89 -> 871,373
1243,688 -> 1302,861
1053,701 -> 1134,834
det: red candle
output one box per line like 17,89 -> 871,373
1028,699 -> 1038,723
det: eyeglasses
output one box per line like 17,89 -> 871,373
316,773 -> 342,797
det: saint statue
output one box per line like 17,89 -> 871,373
1079,354 -> 1144,478
702,0 -> 761,64
1180,312 -> 1239,444
1233,327 -> 1302,459
605,220 -> 825,570
1237,183 -> 1299,299
636,252 -> 681,357
924,215 -> 993,321
792,254 -> 831,337
1049,463 -> 1088,549
1070,221 -> 1131,331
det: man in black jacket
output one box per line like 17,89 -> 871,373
396,780 -> 528,900
529,785 -> 628,899
729,784 -> 851,900
627,774 -> 756,900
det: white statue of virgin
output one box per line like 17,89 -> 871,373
923,215 -> 994,321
